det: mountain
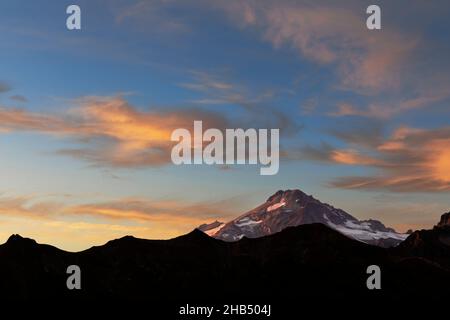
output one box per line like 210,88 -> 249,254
393,212 -> 450,270
199,189 -> 407,247
1,221 -> 450,304
437,211 -> 450,228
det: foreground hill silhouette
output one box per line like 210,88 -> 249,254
1,219 -> 450,302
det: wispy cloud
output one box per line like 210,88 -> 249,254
113,0 -> 190,33
0,195 -> 63,218
180,70 -> 302,136
9,95 -> 27,103
0,96 -> 229,167
65,197 -> 237,223
213,0 -> 450,121
330,87 -> 450,118
0,81 -> 11,93
0,186 -> 246,223
179,70 -> 275,107
301,125 -> 450,192
216,0 -> 418,94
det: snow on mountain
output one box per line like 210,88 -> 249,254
198,189 -> 408,247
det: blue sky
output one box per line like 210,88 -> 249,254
0,0 -> 450,250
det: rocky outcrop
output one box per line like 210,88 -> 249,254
437,212 -> 450,228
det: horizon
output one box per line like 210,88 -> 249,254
0,186 -> 445,251
1,0 -> 450,251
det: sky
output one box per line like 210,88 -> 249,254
0,0 -> 450,251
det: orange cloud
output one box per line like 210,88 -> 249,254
0,96 -> 229,167
425,139 -> 450,183
65,198 -> 235,224
330,149 -> 380,166
328,126 -> 450,192
0,194 -> 238,224
0,195 -> 63,218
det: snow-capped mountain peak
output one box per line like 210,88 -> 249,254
198,189 -> 407,247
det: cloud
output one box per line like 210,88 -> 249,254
329,103 -> 369,117
113,0 -> 190,33
0,103 -> 77,133
0,96 -> 229,167
329,149 -> 381,166
180,70 -> 302,136
0,88 -> 299,167
214,0 -> 450,120
0,195 -> 63,218
330,87 -> 450,118
0,192 -> 242,223
216,0 -> 417,94
299,98 -> 317,115
294,143 -> 382,167
350,195 -> 448,232
328,119 -> 384,148
330,175 -> 450,193
311,125 -> 450,192
180,70 -> 273,107
9,95 -> 27,103
0,81 -> 11,93
65,197 -> 237,223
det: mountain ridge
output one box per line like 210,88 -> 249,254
1,218 -> 450,301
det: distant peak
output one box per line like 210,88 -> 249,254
173,229 -> 213,242
105,235 -> 138,245
5,234 -> 37,246
437,211 -> 450,228
7,234 -> 24,242
119,235 -> 137,241
267,190 -> 284,202
187,228 -> 210,238
266,189 -> 308,202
